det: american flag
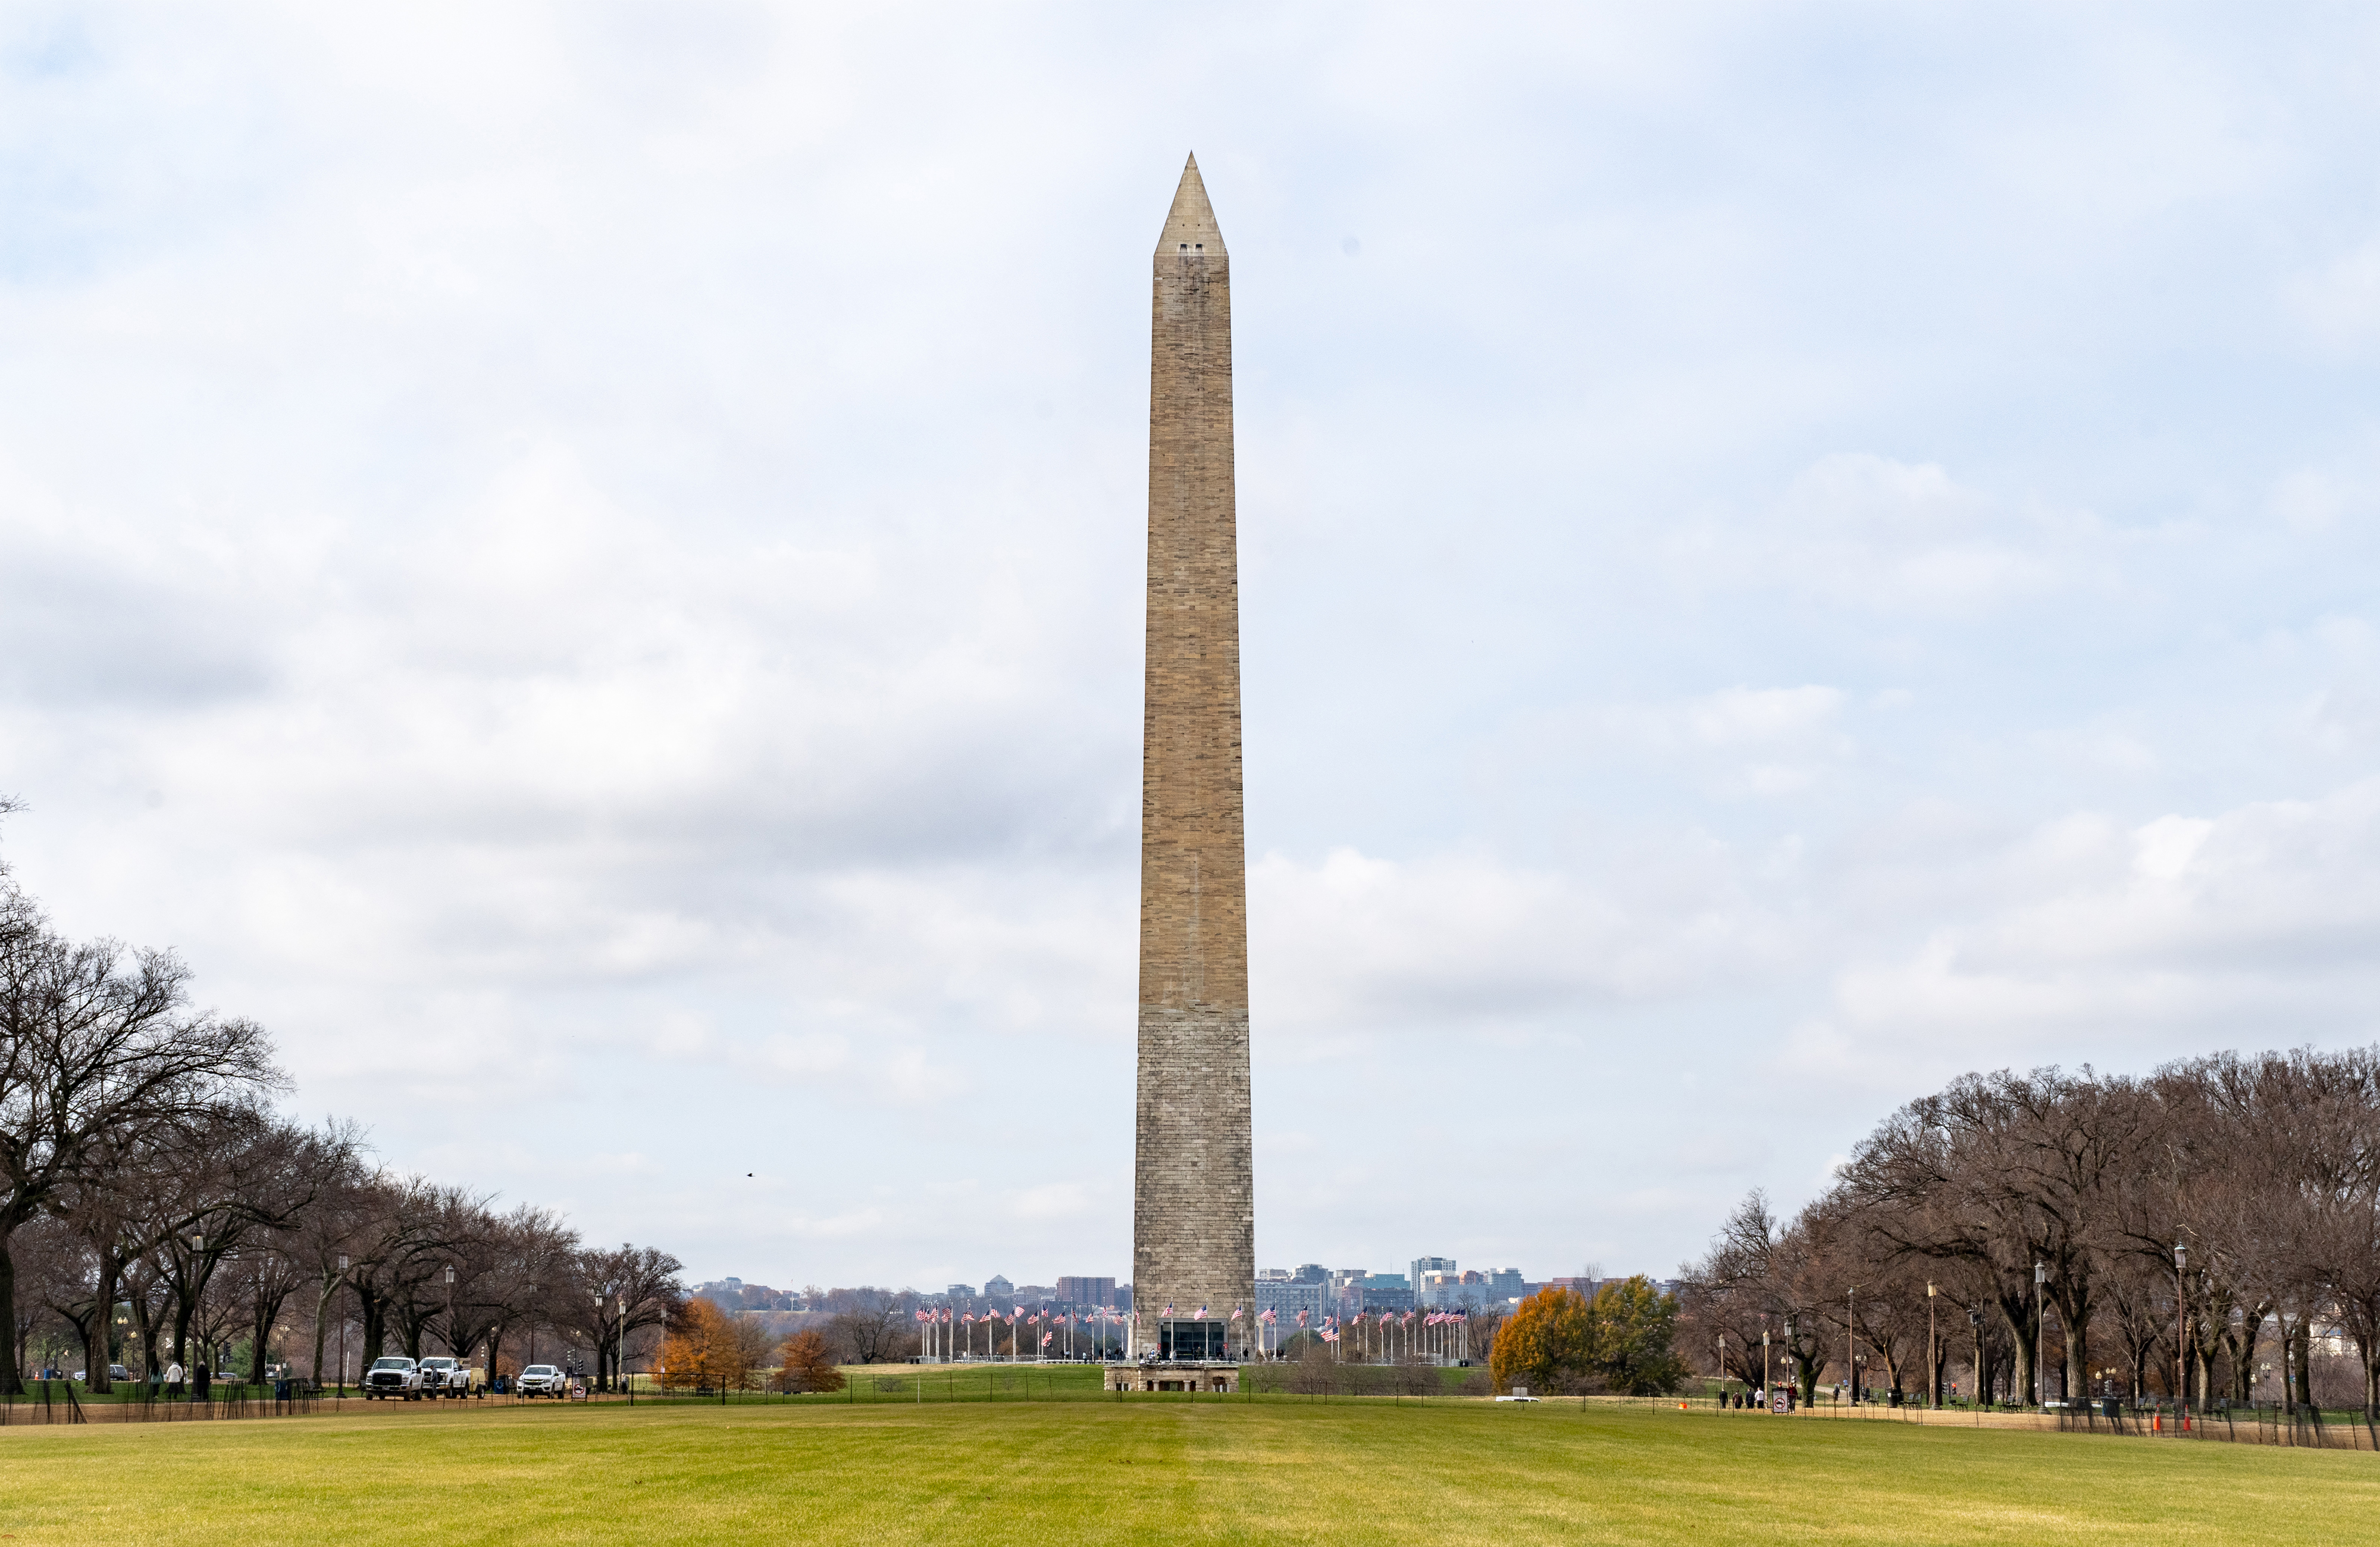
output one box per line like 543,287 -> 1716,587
1194,1305 -> 1207,1320
1163,1304 -> 1175,1318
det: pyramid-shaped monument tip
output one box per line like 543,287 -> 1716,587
1155,153 -> 1226,259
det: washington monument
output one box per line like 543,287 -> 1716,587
1130,155 -> 1254,1363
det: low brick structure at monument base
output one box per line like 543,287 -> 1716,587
1106,1363 -> 1240,1394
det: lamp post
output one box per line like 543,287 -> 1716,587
2033,1261 -> 2046,1408
1717,1331 -> 1727,1401
2174,1241 -> 2188,1420
1846,1287 -> 1856,1405
594,1289 -> 608,1394
1968,1306 -> 1983,1410
189,1232 -> 211,1400
1783,1316 -> 1796,1406
337,1254 -> 349,1396
1762,1327 -> 1771,1407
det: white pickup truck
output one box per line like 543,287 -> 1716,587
362,1357 -> 422,1399
418,1357 -> 478,1398
516,1364 -> 568,1397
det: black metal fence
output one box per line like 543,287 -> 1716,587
0,1381 -> 330,1426
2052,1401 -> 2380,1451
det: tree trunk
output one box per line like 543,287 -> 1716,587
249,1287 -> 281,1383
310,1279 -> 334,1385
86,1255 -> 121,1395
0,1231 -> 24,1396
1999,1297 -> 2036,1408
127,1272 -> 157,1388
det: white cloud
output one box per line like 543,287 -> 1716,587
2288,236 -> 2380,350
1816,781 -> 2380,1082
1755,453 -> 2109,616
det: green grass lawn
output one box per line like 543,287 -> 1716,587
2,1390 -> 2374,1545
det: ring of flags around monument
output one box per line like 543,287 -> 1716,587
912,1304 -> 1153,1362
904,1298 -> 1471,1363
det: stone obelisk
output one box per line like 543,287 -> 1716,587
1130,154 -> 1253,1364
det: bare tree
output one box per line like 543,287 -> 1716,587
572,1244 -> 684,1391
825,1287 -> 920,1365
0,893 -> 282,1393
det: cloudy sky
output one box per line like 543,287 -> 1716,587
6,2 -> 2380,1292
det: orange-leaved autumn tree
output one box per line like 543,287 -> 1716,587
1489,1287 -> 1595,1393
774,1328 -> 844,1393
659,1298 -> 746,1392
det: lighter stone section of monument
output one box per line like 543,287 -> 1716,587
1131,154 -> 1254,1363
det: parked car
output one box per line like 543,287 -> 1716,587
68,1365 -> 130,1383
417,1357 -> 477,1398
516,1364 -> 568,1398
362,1356 -> 424,1399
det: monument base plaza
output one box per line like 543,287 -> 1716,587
1104,1362 -> 1241,1394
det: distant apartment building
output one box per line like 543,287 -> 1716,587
947,1283 -> 976,1303
1291,1264 -> 1329,1285
983,1274 -> 1015,1302
1355,1273 -> 1414,1313
1417,1270 -> 1476,1309
1488,1269 -> 1524,1301
1056,1276 -> 1118,1308
1255,1272 -> 1323,1322
1410,1255 -> 1455,1289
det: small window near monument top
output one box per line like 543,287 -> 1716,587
1179,243 -> 1188,250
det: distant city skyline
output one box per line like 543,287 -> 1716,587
696,1255 -> 1621,1307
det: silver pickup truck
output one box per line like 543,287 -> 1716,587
362,1356 -> 422,1399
